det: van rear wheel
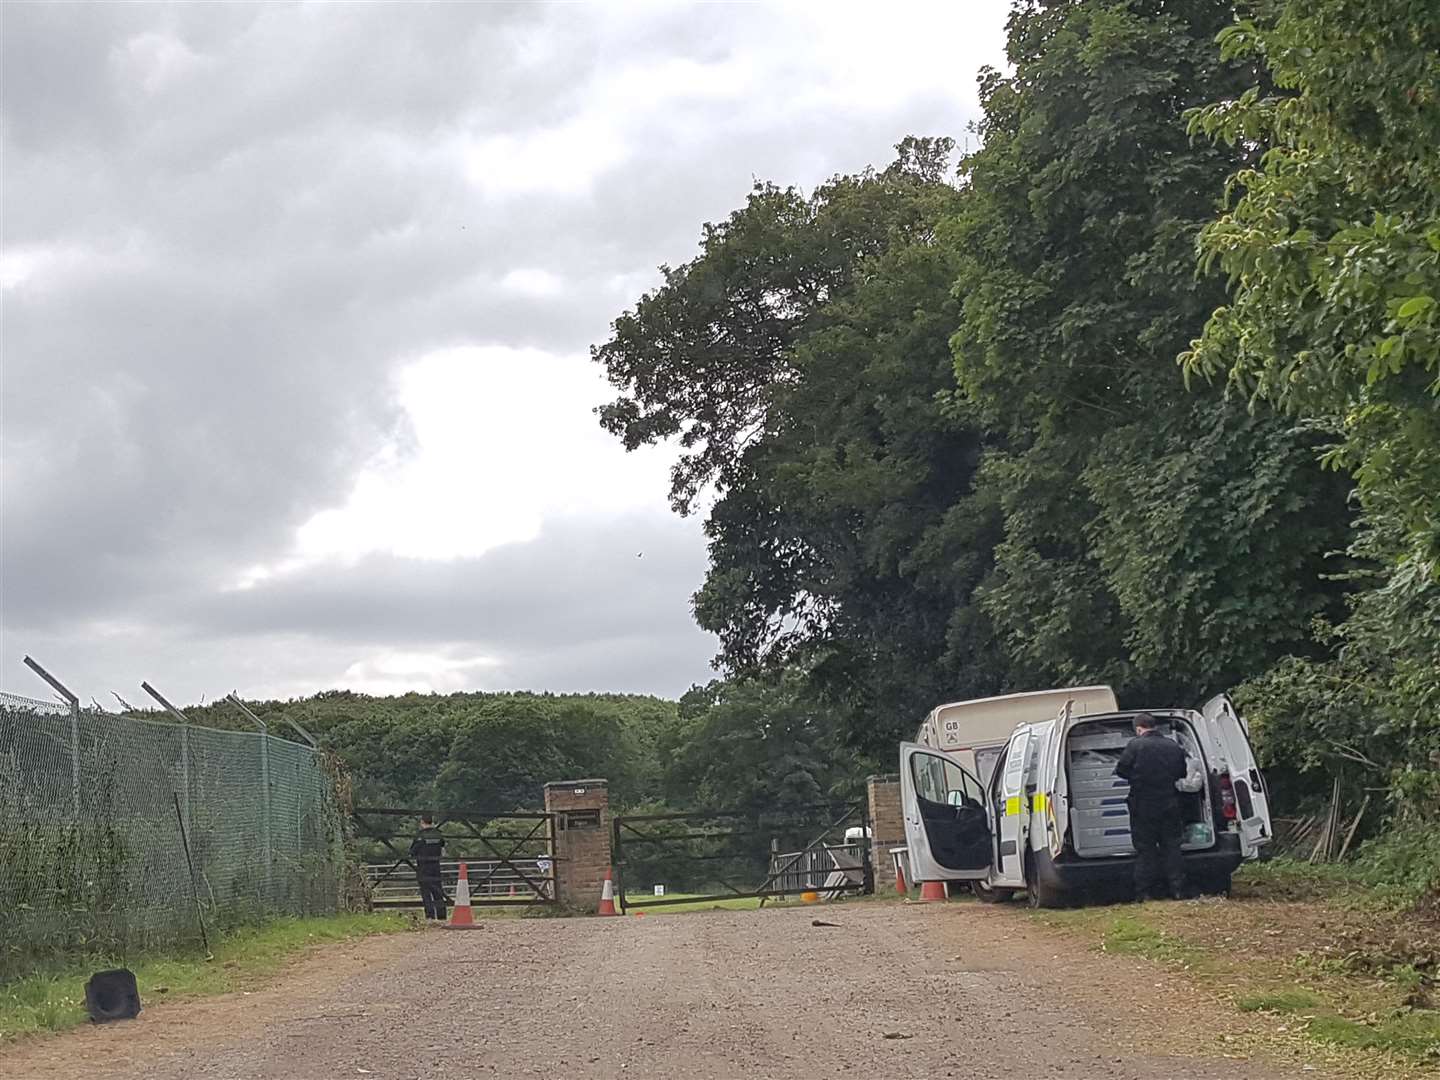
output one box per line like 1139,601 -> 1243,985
1025,854 -> 1064,909
972,880 -> 1014,903
1196,872 -> 1233,898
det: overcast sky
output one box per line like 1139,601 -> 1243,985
1,1 -> 1009,708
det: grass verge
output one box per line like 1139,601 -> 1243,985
0,911 -> 414,1042
1031,864 -> 1440,1071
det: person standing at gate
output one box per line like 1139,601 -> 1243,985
410,815 -> 447,920
1115,713 -> 1188,900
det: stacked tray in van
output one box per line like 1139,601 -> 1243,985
1068,729 -> 1134,857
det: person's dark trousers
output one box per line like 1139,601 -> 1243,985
418,876 -> 448,920
1129,799 -> 1185,899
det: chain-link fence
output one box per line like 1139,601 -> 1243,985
0,691 -> 348,980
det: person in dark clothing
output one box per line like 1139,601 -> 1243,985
1114,713 -> 1189,900
410,816 -> 447,920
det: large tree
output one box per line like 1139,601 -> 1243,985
596,141 -> 1010,754
948,0 -> 1354,701
1184,0 -> 1440,816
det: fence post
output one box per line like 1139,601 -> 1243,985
260,732 -> 272,897
866,774 -> 904,893
69,701 -> 81,820
22,657 -> 81,820
141,681 -> 195,835
180,723 -> 191,835
225,695 -> 274,901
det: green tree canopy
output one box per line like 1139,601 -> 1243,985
1184,0 -> 1440,816
947,0 -> 1354,700
596,140 -> 1011,754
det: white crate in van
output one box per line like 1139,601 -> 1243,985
1068,731 -> 1131,752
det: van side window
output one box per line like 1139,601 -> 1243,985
1003,740 -> 1027,793
912,753 -> 983,809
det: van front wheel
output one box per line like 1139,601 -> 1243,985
972,880 -> 1014,903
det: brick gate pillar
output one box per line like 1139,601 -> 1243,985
543,778 -> 611,909
867,774 -> 905,891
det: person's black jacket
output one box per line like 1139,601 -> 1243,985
1115,731 -> 1187,807
409,826 -> 444,880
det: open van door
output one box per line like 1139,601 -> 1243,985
1202,694 -> 1272,856
988,726 -> 1033,888
900,742 -> 992,881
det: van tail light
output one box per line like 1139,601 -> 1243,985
1218,772 -> 1238,821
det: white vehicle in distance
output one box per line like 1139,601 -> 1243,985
901,691 -> 1273,907
914,685 -> 1118,787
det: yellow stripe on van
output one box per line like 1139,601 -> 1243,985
1004,796 -> 1023,816
1033,793 -> 1048,814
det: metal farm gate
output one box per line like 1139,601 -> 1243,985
611,801 -> 872,913
354,806 -> 556,908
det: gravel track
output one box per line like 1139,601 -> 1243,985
1,901 -> 1332,1080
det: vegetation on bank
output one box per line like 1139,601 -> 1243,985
1034,859 -> 1440,1069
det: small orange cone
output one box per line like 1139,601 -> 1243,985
895,862 -> 908,895
445,862 -> 480,929
597,868 -> 618,916
919,880 -> 947,902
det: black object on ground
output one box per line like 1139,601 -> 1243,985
85,969 -> 141,1023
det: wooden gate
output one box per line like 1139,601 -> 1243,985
353,806 -> 556,908
611,801 -> 872,912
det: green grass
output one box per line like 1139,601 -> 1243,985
1098,914 -> 1207,967
1236,989 -> 1326,1013
1236,854 -> 1433,913
1307,1013 -> 1440,1059
0,912 -> 413,1042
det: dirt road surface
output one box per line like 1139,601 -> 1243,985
1,901 -> 1338,1080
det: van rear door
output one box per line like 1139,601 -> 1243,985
1202,694 -> 1273,856
900,742 -> 992,881
989,726 -> 1033,888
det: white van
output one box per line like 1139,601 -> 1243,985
915,686 -> 1118,786
900,694 -> 1272,906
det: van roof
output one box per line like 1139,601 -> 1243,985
927,685 -> 1117,716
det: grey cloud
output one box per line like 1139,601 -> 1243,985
3,2 -> 1003,702
190,512 -> 709,650
7,513 -> 717,703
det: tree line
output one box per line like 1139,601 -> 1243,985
175,680 -> 863,822
592,0 -> 1438,843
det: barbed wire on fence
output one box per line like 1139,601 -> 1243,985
0,690 -> 348,980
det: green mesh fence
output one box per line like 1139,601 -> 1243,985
0,691 -> 347,980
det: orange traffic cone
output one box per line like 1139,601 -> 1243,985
895,861 -> 908,895
919,880 -> 947,902
597,868 -> 618,916
445,862 -> 480,929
